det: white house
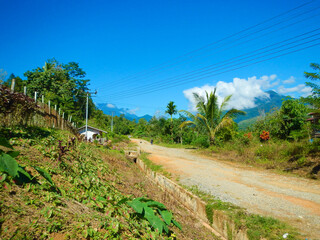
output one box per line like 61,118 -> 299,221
78,125 -> 108,141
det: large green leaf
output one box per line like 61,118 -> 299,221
127,199 -> 144,214
159,210 -> 173,225
146,200 -> 166,210
0,153 -> 18,177
33,166 -> 54,186
0,137 -> 13,149
14,166 -> 33,184
144,206 -> 164,233
172,219 -> 182,230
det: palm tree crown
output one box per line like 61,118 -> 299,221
180,89 -> 245,145
165,101 -> 177,122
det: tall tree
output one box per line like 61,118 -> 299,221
24,58 -> 90,123
165,101 -> 177,122
303,63 -> 320,109
165,101 -> 178,142
180,89 -> 245,145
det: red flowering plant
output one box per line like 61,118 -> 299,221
244,132 -> 253,140
260,130 -> 270,141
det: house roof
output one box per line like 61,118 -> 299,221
78,125 -> 108,134
308,112 -> 320,116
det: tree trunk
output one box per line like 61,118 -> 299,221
209,134 -> 215,145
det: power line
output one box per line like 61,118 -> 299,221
104,29 -> 320,99
95,4 -> 320,92
108,39 -> 320,100
95,0 -> 317,89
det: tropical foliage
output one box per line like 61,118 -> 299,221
24,59 -> 92,123
180,89 -> 245,145
303,63 -> 320,109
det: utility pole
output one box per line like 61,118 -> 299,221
85,91 -> 97,141
111,111 -> 114,132
85,93 -> 89,140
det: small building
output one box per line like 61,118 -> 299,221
78,125 -> 108,141
306,112 -> 320,138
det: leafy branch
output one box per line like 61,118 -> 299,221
127,197 -> 182,235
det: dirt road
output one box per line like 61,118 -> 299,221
133,139 -> 320,239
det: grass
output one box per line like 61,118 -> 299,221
139,152 -> 171,178
156,142 -> 196,149
198,137 -> 320,179
185,185 -> 300,240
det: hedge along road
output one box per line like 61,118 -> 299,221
132,139 -> 320,239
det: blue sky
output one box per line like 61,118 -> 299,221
1,0 -> 320,117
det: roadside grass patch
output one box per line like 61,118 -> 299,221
140,152 -> 171,178
185,185 -> 299,240
157,142 -> 195,149
199,138 -> 320,179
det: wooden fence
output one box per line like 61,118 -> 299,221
0,82 -> 78,134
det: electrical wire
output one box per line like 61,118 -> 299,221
94,0 -> 317,89
104,29 -> 320,99
108,39 -> 320,100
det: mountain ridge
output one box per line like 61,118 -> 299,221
96,90 -> 287,124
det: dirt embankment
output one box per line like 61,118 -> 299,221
133,139 -> 320,239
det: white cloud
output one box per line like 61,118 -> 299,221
127,108 -> 140,115
283,76 -> 295,84
154,110 -> 161,117
106,103 -> 115,108
277,84 -> 312,97
183,75 -> 279,111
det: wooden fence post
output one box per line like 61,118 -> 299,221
34,92 -> 38,102
11,79 -> 15,92
62,112 -> 64,130
54,105 -> 57,128
58,108 -> 61,129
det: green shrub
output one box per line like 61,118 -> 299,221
192,135 -> 209,148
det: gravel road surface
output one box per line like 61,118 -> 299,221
133,139 -> 320,239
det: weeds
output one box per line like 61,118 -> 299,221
186,185 -> 299,240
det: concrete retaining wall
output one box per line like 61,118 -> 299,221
135,157 -> 250,240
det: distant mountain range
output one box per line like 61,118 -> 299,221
96,103 -> 153,122
235,90 -> 288,129
96,90 -> 287,127
235,90 -> 286,123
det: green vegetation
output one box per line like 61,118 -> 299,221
2,60 -> 320,238
140,152 -> 171,178
0,126 -> 182,239
186,185 -> 299,240
129,64 -> 320,179
302,62 -> 320,109
180,89 -> 245,145
127,197 -> 181,234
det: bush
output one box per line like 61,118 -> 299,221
192,135 -> 209,148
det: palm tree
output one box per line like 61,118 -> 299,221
180,89 -> 245,145
165,101 -> 178,142
165,101 -> 177,122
